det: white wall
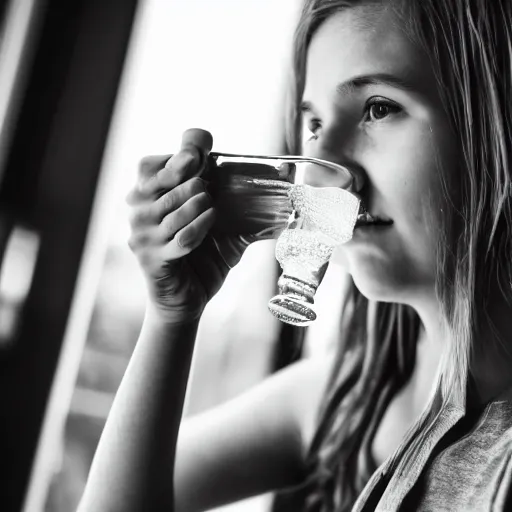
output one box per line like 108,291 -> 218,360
105,0 -> 301,248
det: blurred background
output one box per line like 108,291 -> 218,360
0,1 -> 347,511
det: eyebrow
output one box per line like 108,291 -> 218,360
301,72 -> 419,113
337,72 -> 418,96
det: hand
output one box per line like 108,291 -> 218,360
126,129 -> 238,324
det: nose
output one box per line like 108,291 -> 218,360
301,157 -> 366,195
301,160 -> 353,189
301,147 -> 366,193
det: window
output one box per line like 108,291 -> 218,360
43,2 -> 300,511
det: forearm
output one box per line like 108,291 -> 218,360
78,307 -> 199,512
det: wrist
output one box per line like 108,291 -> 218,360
144,300 -> 204,328
138,302 -> 201,354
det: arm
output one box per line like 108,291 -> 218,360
78,129 -> 333,511
173,353 -> 334,512
78,308 -> 198,512
79,309 -> 332,512
78,129 -> 227,511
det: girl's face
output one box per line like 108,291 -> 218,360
301,6 -> 458,304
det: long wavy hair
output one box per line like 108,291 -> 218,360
272,1 -> 512,511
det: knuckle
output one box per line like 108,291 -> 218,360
133,175 -> 154,198
181,149 -> 200,167
161,190 -> 176,213
161,214 -> 177,240
190,191 -> 211,214
139,173 -> 158,194
171,149 -> 200,175
138,156 -> 156,178
129,207 -> 152,227
139,154 -> 168,177
127,234 -> 138,252
128,230 -> 152,250
175,194 -> 207,227
125,188 -> 137,205
138,250 -> 154,271
188,176 -> 206,195
198,191 -> 212,208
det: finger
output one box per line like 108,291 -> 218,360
129,129 -> 214,201
127,154 -> 171,203
153,149 -> 205,194
133,150 -> 195,199
129,177 -> 208,228
152,177 -> 208,223
128,201 -> 157,228
159,191 -> 213,242
162,207 -> 216,259
139,154 -> 172,179
153,129 -> 214,192
180,128 -> 214,158
127,225 -> 160,253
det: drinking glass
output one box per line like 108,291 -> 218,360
201,152 -> 361,325
267,184 -> 360,326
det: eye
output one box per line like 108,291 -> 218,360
364,97 -> 402,122
303,118 -> 321,142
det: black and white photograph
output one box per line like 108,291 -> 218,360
1,1 -> 512,511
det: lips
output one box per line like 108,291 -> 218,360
342,192 -> 393,228
355,211 -> 394,228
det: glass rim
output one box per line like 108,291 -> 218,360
210,151 -> 352,176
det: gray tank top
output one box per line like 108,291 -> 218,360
402,400 -> 512,511
353,392 -> 512,511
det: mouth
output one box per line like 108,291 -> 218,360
349,195 -> 394,229
355,211 -> 394,228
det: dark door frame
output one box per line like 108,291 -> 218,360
0,1 -> 139,510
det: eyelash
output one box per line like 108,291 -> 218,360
303,97 -> 403,141
305,119 -> 321,141
363,97 -> 402,122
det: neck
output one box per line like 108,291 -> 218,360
412,285 -> 512,408
411,293 -> 446,354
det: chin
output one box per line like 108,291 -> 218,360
345,256 -> 417,304
351,273 -> 401,303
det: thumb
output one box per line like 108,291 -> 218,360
181,128 -> 214,170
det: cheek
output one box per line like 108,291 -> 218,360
399,163 -> 446,245
421,128 -> 460,232
399,140 -> 457,268
380,125 -> 447,217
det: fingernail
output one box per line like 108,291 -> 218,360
186,147 -> 206,172
176,234 -> 188,249
197,178 -> 209,193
